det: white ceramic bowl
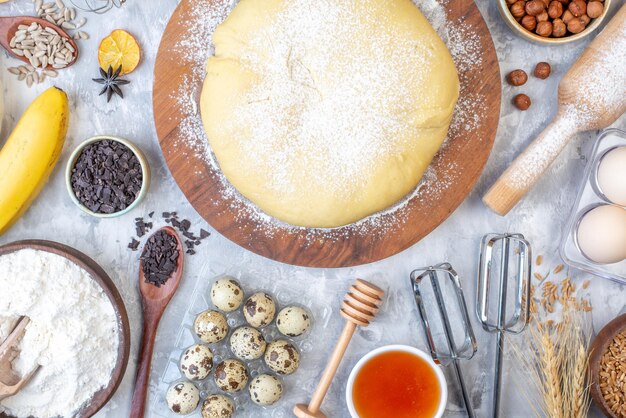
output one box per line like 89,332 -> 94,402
65,135 -> 150,218
346,345 -> 447,418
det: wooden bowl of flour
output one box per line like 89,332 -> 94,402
0,240 -> 130,418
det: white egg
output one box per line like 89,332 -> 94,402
597,146 -> 626,206
166,381 -> 200,415
577,204 -> 626,264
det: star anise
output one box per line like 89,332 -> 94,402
92,65 -> 130,102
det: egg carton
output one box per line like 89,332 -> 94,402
150,263 -> 319,417
560,128 -> 626,285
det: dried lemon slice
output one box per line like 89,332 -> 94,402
98,29 -> 141,75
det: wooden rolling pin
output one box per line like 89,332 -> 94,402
294,279 -> 384,418
483,3 -> 626,216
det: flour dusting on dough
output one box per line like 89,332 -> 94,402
172,0 -> 486,238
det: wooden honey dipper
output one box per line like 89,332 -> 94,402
294,279 -> 384,418
483,3 -> 626,216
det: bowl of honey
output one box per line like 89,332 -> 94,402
346,345 -> 447,418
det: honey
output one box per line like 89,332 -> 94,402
352,350 -> 442,418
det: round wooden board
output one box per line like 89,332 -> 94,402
153,0 -> 501,268
0,240 -> 131,418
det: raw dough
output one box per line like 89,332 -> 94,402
201,0 -> 459,228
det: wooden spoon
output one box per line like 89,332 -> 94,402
0,316 -> 40,400
0,16 -> 79,69
129,227 -> 184,418
294,279 -> 384,418
483,4 -> 626,216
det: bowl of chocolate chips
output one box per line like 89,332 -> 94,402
66,135 -> 150,217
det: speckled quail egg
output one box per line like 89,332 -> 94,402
243,292 -> 276,328
230,326 -> 267,360
276,306 -> 311,337
194,309 -> 229,343
211,277 -> 244,312
214,359 -> 249,392
180,344 -> 213,380
201,394 -> 235,418
166,381 -> 200,415
264,339 -> 300,375
248,373 -> 284,406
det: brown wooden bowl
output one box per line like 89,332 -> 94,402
0,240 -> 130,418
589,313 -> 626,418
0,16 -> 79,69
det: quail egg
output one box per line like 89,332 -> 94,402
194,309 -> 229,343
166,381 -> 200,415
201,394 -> 235,418
243,292 -> 276,328
248,373 -> 284,406
180,344 -> 213,380
264,339 -> 300,375
211,277 -> 244,312
230,326 -> 267,360
276,306 -> 311,337
214,359 -> 249,392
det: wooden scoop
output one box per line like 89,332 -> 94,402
0,316 -> 40,400
0,16 -> 78,69
483,3 -> 626,216
130,227 -> 184,418
294,279 -> 384,418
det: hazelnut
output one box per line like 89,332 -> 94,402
507,69 -> 528,86
506,0 -> 517,4
568,0 -> 586,17
562,9 -> 575,23
587,1 -> 604,18
557,0 -> 570,4
513,94 -> 531,111
534,62 -> 551,79
510,0 -> 527,18
567,17 -> 586,33
552,18 -> 567,36
580,13 -> 591,25
521,14 -> 537,31
525,0 -> 546,16
548,1 -> 564,18
537,11 -> 549,22
540,0 -> 550,7
536,20 -> 553,36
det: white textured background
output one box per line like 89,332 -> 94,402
1,0 -> 625,416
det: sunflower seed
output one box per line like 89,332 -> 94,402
18,73 -> 27,81
8,67 -> 21,75
44,69 -> 58,77
26,74 -> 34,87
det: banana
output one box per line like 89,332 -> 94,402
0,87 -> 69,235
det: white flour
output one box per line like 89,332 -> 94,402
0,249 -> 119,418
171,0 -> 486,238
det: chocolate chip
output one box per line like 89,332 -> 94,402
140,230 -> 179,287
70,139 -> 142,214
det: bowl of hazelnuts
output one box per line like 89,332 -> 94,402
498,0 -> 611,44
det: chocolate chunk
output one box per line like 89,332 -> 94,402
70,139 -> 143,214
140,230 -> 179,287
